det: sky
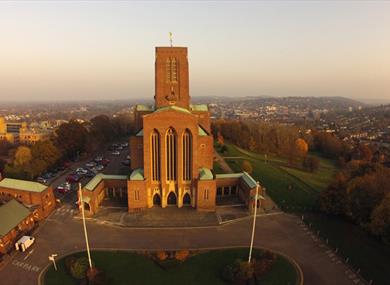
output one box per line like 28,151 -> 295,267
0,1 -> 389,103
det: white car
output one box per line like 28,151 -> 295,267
76,168 -> 88,175
86,161 -> 96,168
15,236 -> 35,252
112,151 -> 120,156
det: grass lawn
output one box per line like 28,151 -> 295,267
213,161 -> 226,174
44,248 -> 298,285
219,144 -> 338,210
303,213 -> 390,285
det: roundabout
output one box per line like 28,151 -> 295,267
42,247 -> 303,285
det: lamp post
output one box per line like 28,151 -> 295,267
48,254 -> 58,271
248,182 -> 259,264
79,183 -> 93,269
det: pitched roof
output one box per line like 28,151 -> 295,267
0,178 -> 47,193
198,126 -> 209,136
136,129 -> 144,137
242,172 -> 257,188
199,168 -> 214,180
129,168 -> 144,181
84,174 -> 128,191
0,200 -> 31,237
154,106 -> 191,114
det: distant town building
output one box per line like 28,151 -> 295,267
0,117 -> 49,145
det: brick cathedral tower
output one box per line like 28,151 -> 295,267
154,47 -> 190,109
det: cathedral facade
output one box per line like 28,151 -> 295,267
80,45 -> 263,214
128,47 -> 216,210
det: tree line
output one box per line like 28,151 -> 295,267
1,114 -> 133,180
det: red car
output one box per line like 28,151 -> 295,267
66,174 -> 81,183
101,159 -> 110,166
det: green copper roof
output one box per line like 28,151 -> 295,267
130,168 -> 144,181
199,168 -> 214,180
0,200 -> 31,237
215,172 -> 258,189
215,173 -> 243,179
154,106 -> 191,114
84,174 -> 128,191
136,129 -> 144,137
136,104 -> 154,112
191,104 -> 209,112
198,126 -> 208,136
242,172 -> 257,188
0,178 -> 47,193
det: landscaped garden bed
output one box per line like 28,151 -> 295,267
43,248 -> 301,285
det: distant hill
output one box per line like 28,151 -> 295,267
192,96 -> 366,111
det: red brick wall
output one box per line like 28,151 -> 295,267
155,47 -> 190,110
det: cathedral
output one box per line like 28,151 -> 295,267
81,45 -> 263,214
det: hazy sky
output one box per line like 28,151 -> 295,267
0,1 -> 389,102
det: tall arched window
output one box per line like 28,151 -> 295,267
151,130 -> 160,181
182,129 -> 192,181
166,128 -> 177,181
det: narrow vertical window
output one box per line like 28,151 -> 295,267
151,130 -> 160,181
182,129 -> 192,181
166,128 -> 177,181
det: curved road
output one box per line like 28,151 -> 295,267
0,210 -> 360,285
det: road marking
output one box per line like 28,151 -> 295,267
23,249 -> 34,260
12,260 -> 40,272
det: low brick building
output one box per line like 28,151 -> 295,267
0,178 -> 55,220
0,199 -> 35,254
79,44 -> 265,215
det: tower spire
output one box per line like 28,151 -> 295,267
169,32 -> 173,47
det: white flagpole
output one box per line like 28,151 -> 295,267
248,182 -> 259,263
79,183 -> 93,269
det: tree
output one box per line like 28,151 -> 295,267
370,193 -> 390,244
31,140 -> 61,168
14,146 -> 32,167
319,182 -> 347,216
295,138 -> 308,158
241,160 -> 253,174
55,120 -> 88,159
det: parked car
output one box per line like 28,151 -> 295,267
56,182 -> 71,193
15,236 -> 35,252
112,151 -> 120,156
121,142 -> 129,147
116,146 -> 123,150
94,156 -> 103,162
76,168 -> 88,175
36,177 -> 48,184
86,161 -> 96,168
66,174 -> 81,183
101,159 -> 110,166
126,155 -> 131,160
95,165 -> 104,171
121,159 -> 131,166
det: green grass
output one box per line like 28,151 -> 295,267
44,249 -> 298,285
219,144 -> 339,210
213,161 -> 226,174
303,213 -> 390,285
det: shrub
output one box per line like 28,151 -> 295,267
64,256 -> 77,273
253,251 -> 277,278
70,257 -> 90,280
86,267 -> 106,285
175,250 -> 190,261
221,259 -> 254,284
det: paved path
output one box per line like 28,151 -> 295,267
0,210 -> 362,285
